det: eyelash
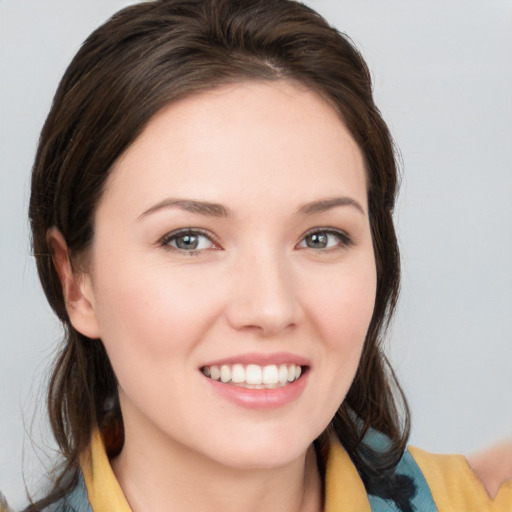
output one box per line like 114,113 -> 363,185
159,228 -> 219,256
159,227 -> 354,255
298,228 -> 354,251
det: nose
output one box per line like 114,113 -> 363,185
225,248 -> 301,337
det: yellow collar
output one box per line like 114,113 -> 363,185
79,428 -> 371,512
79,429 -> 132,512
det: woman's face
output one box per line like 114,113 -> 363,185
78,81 -> 376,469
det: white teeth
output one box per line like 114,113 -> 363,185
278,364 -> 289,384
202,363 -> 304,387
220,365 -> 231,383
210,366 -> 221,381
246,364 -> 262,385
262,365 -> 279,385
231,364 -> 245,383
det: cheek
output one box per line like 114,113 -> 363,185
90,260 -> 221,373
312,261 -> 377,344
292,257 -> 376,438
305,256 -> 377,392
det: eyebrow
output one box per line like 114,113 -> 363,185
138,195 -> 365,221
138,198 -> 232,220
296,196 -> 366,216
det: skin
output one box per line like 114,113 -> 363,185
468,440 -> 512,498
52,80 -> 377,512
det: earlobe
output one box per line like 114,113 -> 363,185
47,227 -> 101,339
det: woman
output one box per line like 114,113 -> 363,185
23,0 -> 511,510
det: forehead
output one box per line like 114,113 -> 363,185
101,80 -> 367,216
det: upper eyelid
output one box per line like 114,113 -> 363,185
159,228 -> 219,247
302,227 -> 348,236
300,227 -> 353,242
158,226 -> 353,249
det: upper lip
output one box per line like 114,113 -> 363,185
200,352 -> 311,368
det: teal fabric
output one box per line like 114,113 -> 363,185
367,449 -> 438,511
42,475 -> 92,512
362,429 -> 438,511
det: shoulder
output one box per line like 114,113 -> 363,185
325,432 -> 440,511
360,429 -> 512,511
409,444 -> 512,511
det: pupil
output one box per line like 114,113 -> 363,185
178,234 -> 198,250
308,233 -> 327,248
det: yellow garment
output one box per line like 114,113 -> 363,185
79,429 -> 131,512
80,429 -> 512,511
409,446 -> 512,512
324,439 -> 371,511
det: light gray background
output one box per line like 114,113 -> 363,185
1,0 -> 511,508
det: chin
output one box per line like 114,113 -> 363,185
199,427 -> 319,470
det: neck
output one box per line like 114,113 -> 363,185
111,423 -> 322,512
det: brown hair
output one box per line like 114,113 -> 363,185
28,0 -> 411,509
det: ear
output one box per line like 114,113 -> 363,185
47,227 -> 101,339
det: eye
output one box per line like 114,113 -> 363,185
298,229 -> 353,250
160,229 -> 217,253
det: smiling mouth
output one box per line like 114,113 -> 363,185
201,363 -> 305,389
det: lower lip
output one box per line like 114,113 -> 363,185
203,370 -> 309,409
